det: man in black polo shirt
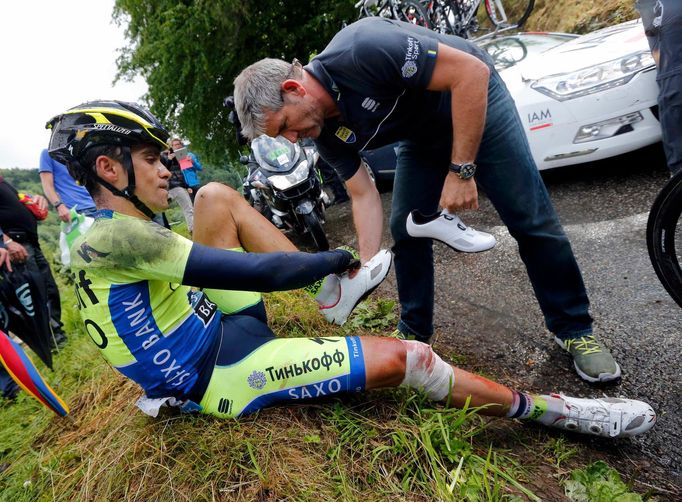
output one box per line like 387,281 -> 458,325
233,18 -> 621,384
0,178 -> 66,347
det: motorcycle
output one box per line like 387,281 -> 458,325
241,135 -> 331,251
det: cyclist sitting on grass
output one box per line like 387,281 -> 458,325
45,100 -> 656,439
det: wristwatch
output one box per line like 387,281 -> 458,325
449,162 -> 477,180
53,200 -> 63,209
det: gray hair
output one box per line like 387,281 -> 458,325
233,58 -> 295,140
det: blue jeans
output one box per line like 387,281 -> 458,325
658,73 -> 682,175
389,72 -> 593,342
77,207 -> 98,217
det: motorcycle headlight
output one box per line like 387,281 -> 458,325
530,50 -> 655,101
269,161 -> 310,190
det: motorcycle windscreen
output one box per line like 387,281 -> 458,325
251,135 -> 302,173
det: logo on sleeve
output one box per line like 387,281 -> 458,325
401,61 -> 418,78
335,126 -> 356,144
402,36 -> 421,78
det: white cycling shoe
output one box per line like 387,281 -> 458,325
406,210 -> 496,253
548,394 -> 656,438
320,249 -> 393,325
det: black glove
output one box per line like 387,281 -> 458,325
335,249 -> 361,273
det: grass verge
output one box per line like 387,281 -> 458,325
0,249 -> 657,500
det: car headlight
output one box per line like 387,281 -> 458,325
531,50 -> 655,101
269,161 -> 310,190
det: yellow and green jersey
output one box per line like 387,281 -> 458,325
71,211 -> 220,398
70,210 -> 353,401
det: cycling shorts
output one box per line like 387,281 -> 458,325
198,314 -> 366,418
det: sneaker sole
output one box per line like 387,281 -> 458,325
554,336 -> 622,383
326,258 -> 393,325
406,218 -> 496,253
573,361 -> 622,383
428,234 -> 496,254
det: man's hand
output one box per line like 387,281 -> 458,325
57,204 -> 71,222
0,247 -> 11,272
439,173 -> 478,212
33,194 -> 48,211
7,241 -> 28,263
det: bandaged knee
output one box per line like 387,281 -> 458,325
400,340 -> 455,401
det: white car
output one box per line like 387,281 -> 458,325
481,19 -> 660,170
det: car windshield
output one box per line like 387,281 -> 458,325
478,33 -> 577,70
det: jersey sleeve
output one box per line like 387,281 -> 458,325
108,218 -> 194,283
39,149 -> 54,174
348,19 -> 439,91
183,245 -> 352,292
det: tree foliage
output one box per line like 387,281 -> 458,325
113,0 -> 355,169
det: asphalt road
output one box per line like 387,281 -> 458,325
322,142 -> 682,495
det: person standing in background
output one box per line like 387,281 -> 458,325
170,138 -> 203,201
39,148 -> 96,221
161,146 -> 195,232
0,179 -> 66,348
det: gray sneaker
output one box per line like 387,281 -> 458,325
555,335 -> 621,383
389,328 -> 415,340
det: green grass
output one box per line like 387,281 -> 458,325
0,242 -> 656,501
564,461 -> 658,502
0,272 -> 535,501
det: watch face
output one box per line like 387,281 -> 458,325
459,163 -> 476,179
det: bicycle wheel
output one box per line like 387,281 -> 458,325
485,0 -> 534,29
646,170 -> 682,308
446,0 -> 481,39
397,0 -> 432,29
481,37 -> 528,69
356,0 -> 393,19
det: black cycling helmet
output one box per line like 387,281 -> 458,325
45,100 -> 170,218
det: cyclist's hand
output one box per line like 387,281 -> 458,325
345,258 -> 361,278
440,173 -> 478,212
335,248 -> 361,278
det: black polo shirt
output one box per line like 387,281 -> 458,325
308,17 -> 494,180
0,178 -> 39,245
